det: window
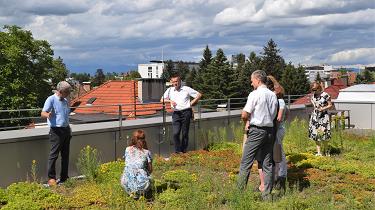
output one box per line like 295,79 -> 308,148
148,66 -> 152,78
86,97 -> 96,106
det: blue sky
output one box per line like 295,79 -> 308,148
1,0 -> 374,74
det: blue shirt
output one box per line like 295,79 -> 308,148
42,94 -> 70,127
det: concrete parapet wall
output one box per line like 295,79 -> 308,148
0,108 -> 309,187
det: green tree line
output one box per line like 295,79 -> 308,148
164,39 -> 311,100
0,25 -> 141,128
0,25 -> 70,127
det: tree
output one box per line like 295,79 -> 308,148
200,49 -> 238,100
356,69 -> 374,84
226,53 -> 246,99
124,70 -> 141,80
0,25 -> 54,127
161,60 -> 175,80
338,68 -> 348,75
293,65 -> 310,95
92,69 -> 105,86
238,51 -> 262,97
199,45 -> 212,70
280,63 -> 310,95
175,61 -> 189,81
105,72 -> 118,81
50,56 -> 69,87
362,69 -> 374,83
70,72 -> 91,84
260,39 -> 285,80
185,67 -> 196,88
193,45 -> 212,92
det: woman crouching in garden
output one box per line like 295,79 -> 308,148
121,129 -> 153,199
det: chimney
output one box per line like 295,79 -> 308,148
137,78 -> 165,103
82,82 -> 92,92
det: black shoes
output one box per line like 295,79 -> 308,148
274,176 -> 286,195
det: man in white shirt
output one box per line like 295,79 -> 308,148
161,74 -> 202,153
238,70 -> 278,200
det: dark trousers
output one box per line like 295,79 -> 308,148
48,127 -> 71,181
238,126 -> 274,197
172,108 -> 192,153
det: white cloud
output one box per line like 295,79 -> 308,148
0,0 -> 374,72
214,0 -> 375,25
25,16 -> 81,44
0,0 -> 92,16
328,48 -> 375,64
290,9 -> 375,27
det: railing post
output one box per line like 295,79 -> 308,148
197,101 -> 201,128
288,95 -> 291,110
227,98 -> 231,125
133,81 -> 137,119
119,104 -> 123,128
227,98 -> 231,115
161,100 -> 166,155
117,104 -> 123,160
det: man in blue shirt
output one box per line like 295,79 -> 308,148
41,81 -> 72,186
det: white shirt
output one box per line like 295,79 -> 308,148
278,99 -> 286,122
278,98 -> 287,128
162,86 -> 199,111
243,85 -> 278,127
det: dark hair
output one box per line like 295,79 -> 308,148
129,129 -> 148,150
170,73 -> 181,80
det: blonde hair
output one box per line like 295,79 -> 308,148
310,81 -> 323,92
267,75 -> 285,98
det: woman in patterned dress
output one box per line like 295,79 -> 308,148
121,130 -> 152,198
308,81 -> 333,156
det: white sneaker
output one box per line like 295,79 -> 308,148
314,153 -> 322,156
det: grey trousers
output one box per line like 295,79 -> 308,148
238,126 -> 274,197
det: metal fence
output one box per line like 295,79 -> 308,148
0,95 -> 306,131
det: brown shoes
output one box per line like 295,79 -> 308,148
48,178 -> 57,186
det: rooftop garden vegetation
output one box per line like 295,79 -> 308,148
0,119 -> 374,209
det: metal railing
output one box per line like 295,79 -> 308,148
0,95 -> 307,131
283,94 -> 308,109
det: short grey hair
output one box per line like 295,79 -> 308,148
251,70 -> 267,84
56,81 -> 71,92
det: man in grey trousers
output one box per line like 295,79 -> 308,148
237,70 -> 278,200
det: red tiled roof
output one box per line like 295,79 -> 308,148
71,80 -> 171,118
292,78 -> 347,105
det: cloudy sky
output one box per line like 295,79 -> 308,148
1,0 -> 374,74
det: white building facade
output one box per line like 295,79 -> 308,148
304,65 -> 335,82
333,84 -> 375,130
138,62 -> 165,79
